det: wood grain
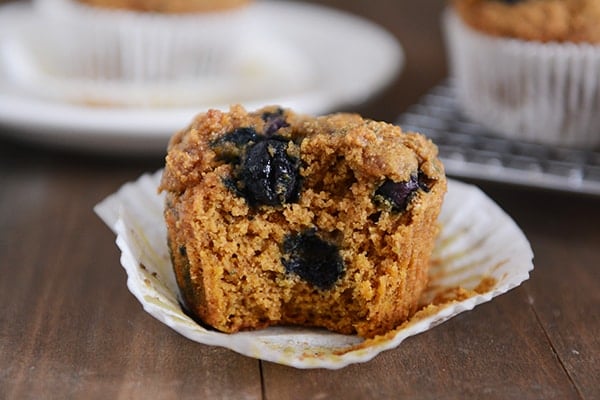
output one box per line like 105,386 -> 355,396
0,155 -> 261,399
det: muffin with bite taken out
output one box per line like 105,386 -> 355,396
159,105 -> 447,338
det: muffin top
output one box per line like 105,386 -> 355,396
75,0 -> 251,13
160,105 -> 445,200
453,0 -> 600,43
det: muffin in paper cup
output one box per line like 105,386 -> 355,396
443,7 -> 600,149
29,0 -> 254,106
94,171 -> 534,369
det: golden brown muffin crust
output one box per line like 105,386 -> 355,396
453,0 -> 600,43
76,0 -> 251,13
160,105 -> 446,338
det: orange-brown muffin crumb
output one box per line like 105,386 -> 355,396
75,0 -> 251,13
453,0 -> 600,43
160,105 -> 446,338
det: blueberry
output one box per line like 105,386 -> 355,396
212,125 -> 302,206
375,178 -> 417,212
239,138 -> 300,206
211,127 -> 259,162
374,171 -> 431,212
262,108 -> 289,136
416,171 -> 432,193
219,127 -> 259,145
282,230 -> 344,290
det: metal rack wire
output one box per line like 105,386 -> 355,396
397,81 -> 600,196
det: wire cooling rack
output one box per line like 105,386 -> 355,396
396,80 -> 600,196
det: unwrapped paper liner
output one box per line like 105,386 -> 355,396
94,171 -> 534,369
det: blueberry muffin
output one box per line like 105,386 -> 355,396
75,0 -> 251,13
159,105 -> 447,338
445,0 -> 600,148
453,0 -> 600,43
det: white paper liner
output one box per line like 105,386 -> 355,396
15,0 -> 310,107
6,2 -> 314,107
34,0 -> 251,79
444,9 -> 600,149
6,28 -> 314,108
94,171 -> 533,369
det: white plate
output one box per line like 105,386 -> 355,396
94,172 -> 534,369
0,1 -> 403,155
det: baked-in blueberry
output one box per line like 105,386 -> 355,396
374,171 -> 432,212
218,127 -> 259,146
211,127 -> 259,162
262,108 -> 289,136
416,171 -> 432,193
239,138 -> 300,206
282,230 -> 344,290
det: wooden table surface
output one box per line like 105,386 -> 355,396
1,1 -> 599,399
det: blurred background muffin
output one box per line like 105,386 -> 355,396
444,0 -> 600,148
30,0 -> 254,106
75,0 -> 250,13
